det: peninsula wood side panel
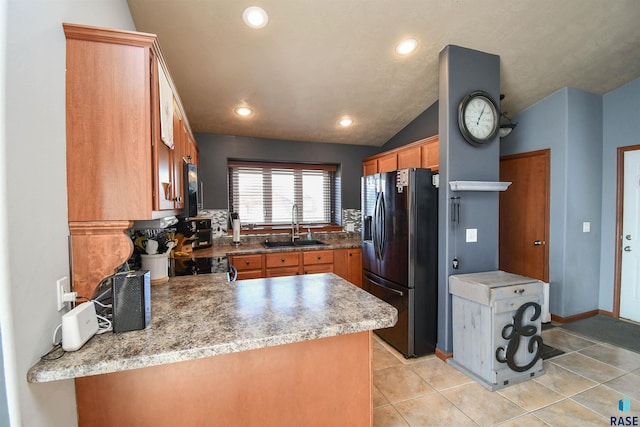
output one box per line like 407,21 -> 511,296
76,331 -> 373,427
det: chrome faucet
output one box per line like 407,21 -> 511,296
291,203 -> 300,241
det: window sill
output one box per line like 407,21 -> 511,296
234,224 -> 343,236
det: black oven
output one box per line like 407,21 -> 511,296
171,256 -> 229,276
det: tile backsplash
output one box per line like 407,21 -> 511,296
199,209 -> 229,234
342,208 -> 362,233
198,208 -> 362,237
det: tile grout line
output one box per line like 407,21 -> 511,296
548,352 -> 632,383
374,328 -> 639,426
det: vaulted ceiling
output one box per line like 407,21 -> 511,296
127,0 -> 640,146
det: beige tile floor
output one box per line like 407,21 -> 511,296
373,327 -> 640,426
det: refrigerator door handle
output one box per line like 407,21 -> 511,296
365,272 -> 404,297
379,192 -> 386,260
373,192 -> 381,260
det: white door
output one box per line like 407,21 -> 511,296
621,150 -> 640,322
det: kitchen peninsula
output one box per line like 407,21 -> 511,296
28,273 -> 397,426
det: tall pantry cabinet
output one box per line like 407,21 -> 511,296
63,23 -> 197,299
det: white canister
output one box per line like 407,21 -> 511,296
140,254 -> 169,284
232,219 -> 241,243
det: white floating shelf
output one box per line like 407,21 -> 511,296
449,181 -> 512,192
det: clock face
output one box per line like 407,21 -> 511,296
458,91 -> 499,146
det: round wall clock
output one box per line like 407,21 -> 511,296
458,90 -> 500,146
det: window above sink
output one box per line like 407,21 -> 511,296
228,160 -> 340,227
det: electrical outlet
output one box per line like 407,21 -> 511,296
56,276 -> 70,311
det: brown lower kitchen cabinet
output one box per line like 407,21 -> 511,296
231,248 -> 361,284
302,250 -> 334,274
265,252 -> 301,277
334,248 -> 362,287
231,254 -> 264,279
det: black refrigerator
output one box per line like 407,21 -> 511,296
362,168 -> 438,357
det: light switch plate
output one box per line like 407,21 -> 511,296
466,228 -> 477,243
583,221 -> 591,233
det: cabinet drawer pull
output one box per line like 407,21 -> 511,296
281,258 -> 285,263
317,256 -> 321,260
245,261 -> 250,265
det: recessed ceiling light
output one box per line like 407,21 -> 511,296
339,118 -> 354,127
395,38 -> 418,55
234,106 -> 253,117
242,6 -> 269,29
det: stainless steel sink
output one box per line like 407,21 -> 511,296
262,240 -> 326,249
262,241 -> 295,248
292,240 -> 326,246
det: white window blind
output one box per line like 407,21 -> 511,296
229,161 -> 336,225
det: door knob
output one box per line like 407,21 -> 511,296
624,246 -> 632,252
533,240 -> 543,246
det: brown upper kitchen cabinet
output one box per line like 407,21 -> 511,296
420,138 -> 439,170
377,153 -> 398,173
171,107 -> 185,210
363,159 -> 378,177
64,23 -> 196,221
362,135 -> 439,177
397,145 -> 422,169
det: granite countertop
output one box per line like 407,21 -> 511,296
27,273 -> 396,383
183,233 -> 362,258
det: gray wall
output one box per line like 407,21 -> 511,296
0,1 -> 9,424
196,133 -> 378,210
3,2 -> 135,426
500,87 -> 603,317
380,101 -> 439,151
437,45 -> 501,354
599,77 -> 640,311
0,330 -> 8,427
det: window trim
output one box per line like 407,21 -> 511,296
228,160 -> 340,228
